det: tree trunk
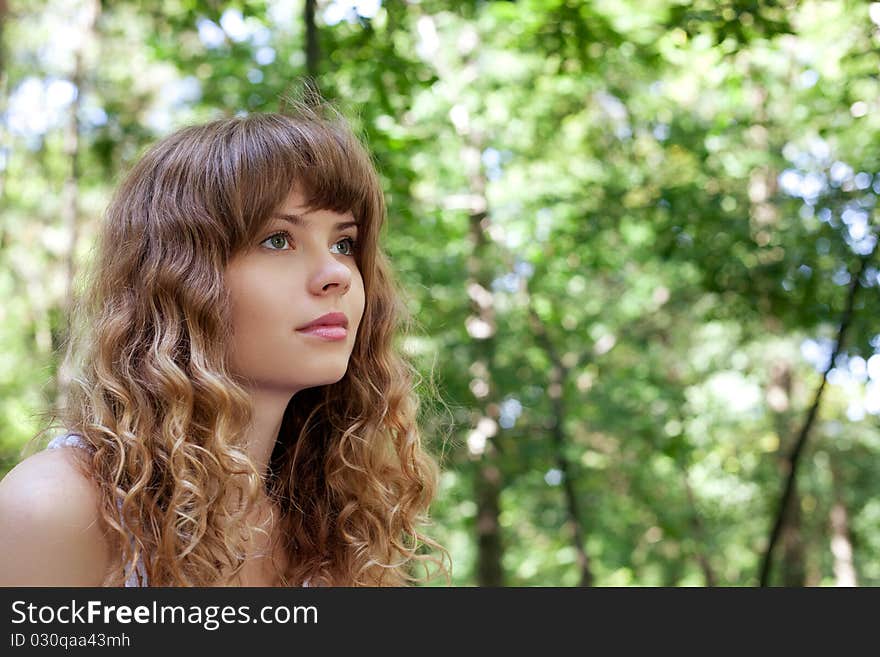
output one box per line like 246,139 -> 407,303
779,480 -> 806,586
528,307 -> 593,586
304,0 -> 320,81
474,462 -> 503,586
463,144 -> 505,586
759,251 -> 873,585
448,29 -> 505,586
829,458 -> 858,586
767,360 -> 806,586
54,0 -> 100,408
417,15 -> 505,586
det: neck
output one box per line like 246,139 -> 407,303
242,387 -> 297,479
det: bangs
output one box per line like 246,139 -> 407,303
227,113 -> 384,245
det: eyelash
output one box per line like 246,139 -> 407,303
261,230 -> 358,256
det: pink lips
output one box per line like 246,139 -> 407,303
296,312 -> 348,341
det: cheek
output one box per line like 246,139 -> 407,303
226,271 -> 277,338
227,295 -> 256,351
353,273 -> 366,324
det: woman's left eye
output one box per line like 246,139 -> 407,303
330,237 -> 357,256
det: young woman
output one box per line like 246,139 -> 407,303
0,101 -> 448,587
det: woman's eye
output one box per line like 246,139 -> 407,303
330,237 -> 357,256
261,232 -> 292,250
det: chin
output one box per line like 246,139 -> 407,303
304,365 -> 351,388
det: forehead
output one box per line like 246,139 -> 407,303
270,211 -> 359,232
271,189 -> 358,230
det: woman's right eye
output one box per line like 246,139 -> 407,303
261,231 -> 293,251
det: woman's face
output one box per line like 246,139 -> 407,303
225,189 -> 365,395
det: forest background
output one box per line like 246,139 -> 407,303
1,0 -> 878,587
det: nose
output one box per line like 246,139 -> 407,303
309,253 -> 353,296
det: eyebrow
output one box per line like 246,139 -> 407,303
272,212 -> 359,231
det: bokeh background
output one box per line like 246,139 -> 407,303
1,0 -> 879,586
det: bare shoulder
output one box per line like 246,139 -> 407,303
0,447 -> 111,586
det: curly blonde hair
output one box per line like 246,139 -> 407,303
46,101 -> 450,586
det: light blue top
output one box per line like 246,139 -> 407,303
46,433 -> 148,587
47,433 -> 316,587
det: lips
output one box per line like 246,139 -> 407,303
297,312 -> 349,330
296,312 -> 349,341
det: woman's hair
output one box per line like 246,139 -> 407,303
44,98 -> 450,586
